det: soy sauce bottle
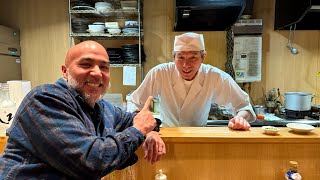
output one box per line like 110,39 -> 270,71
285,161 -> 302,180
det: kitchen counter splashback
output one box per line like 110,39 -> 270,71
207,119 -> 320,127
207,113 -> 320,127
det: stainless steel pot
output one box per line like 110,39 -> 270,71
284,92 -> 313,111
254,105 -> 266,115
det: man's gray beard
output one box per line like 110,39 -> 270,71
67,73 -> 105,105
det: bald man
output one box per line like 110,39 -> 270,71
0,41 -> 165,179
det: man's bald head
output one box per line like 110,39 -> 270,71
64,41 -> 108,68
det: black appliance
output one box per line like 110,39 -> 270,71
174,0 -> 246,31
285,109 -> 311,119
275,0 -> 320,30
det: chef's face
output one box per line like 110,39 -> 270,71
174,51 -> 205,81
62,41 -> 110,107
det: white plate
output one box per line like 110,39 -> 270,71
286,123 -> 315,133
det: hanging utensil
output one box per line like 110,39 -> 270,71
286,24 -> 300,55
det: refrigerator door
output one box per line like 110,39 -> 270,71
0,55 -> 21,83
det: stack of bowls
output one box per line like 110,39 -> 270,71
87,22 -> 105,34
125,21 -> 139,28
123,20 -> 140,35
105,22 -> 121,35
95,2 -> 112,13
122,28 -> 139,35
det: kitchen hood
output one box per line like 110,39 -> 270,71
174,0 -> 246,31
275,0 -> 320,30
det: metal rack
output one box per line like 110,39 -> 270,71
68,0 -> 144,81
69,9 -> 139,18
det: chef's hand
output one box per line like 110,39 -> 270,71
142,131 -> 166,165
133,96 -> 156,136
228,115 -> 251,130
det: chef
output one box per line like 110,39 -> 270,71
129,32 -> 256,130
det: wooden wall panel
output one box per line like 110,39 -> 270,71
0,0 -> 320,103
252,0 -> 320,104
0,0 -> 70,87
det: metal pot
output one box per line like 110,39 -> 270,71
254,105 -> 266,115
284,92 -> 313,111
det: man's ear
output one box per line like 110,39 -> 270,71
202,51 -> 207,62
61,65 -> 68,79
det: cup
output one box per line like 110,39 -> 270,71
254,105 -> 266,115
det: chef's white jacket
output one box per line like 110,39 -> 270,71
129,62 -> 256,127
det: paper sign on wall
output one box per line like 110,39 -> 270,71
123,66 -> 136,86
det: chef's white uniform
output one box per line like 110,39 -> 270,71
129,62 -> 256,127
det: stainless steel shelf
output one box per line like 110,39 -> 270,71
110,64 -> 142,67
71,33 -> 143,40
68,0 -> 144,83
69,9 -> 139,19
71,33 -> 140,37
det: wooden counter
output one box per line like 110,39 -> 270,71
104,127 -> 320,180
2,128 -> 320,179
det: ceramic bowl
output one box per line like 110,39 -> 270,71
261,126 -> 279,135
88,24 -> 105,31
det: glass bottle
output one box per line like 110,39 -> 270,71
155,169 -> 167,180
0,83 -> 17,136
285,161 -> 302,180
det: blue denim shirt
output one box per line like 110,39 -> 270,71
0,78 -> 144,180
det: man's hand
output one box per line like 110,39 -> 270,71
228,115 -> 251,130
133,96 -> 156,136
142,131 -> 166,165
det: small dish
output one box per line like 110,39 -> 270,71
261,126 -> 279,135
286,123 -> 315,134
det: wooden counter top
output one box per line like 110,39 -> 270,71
159,127 -> 320,143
